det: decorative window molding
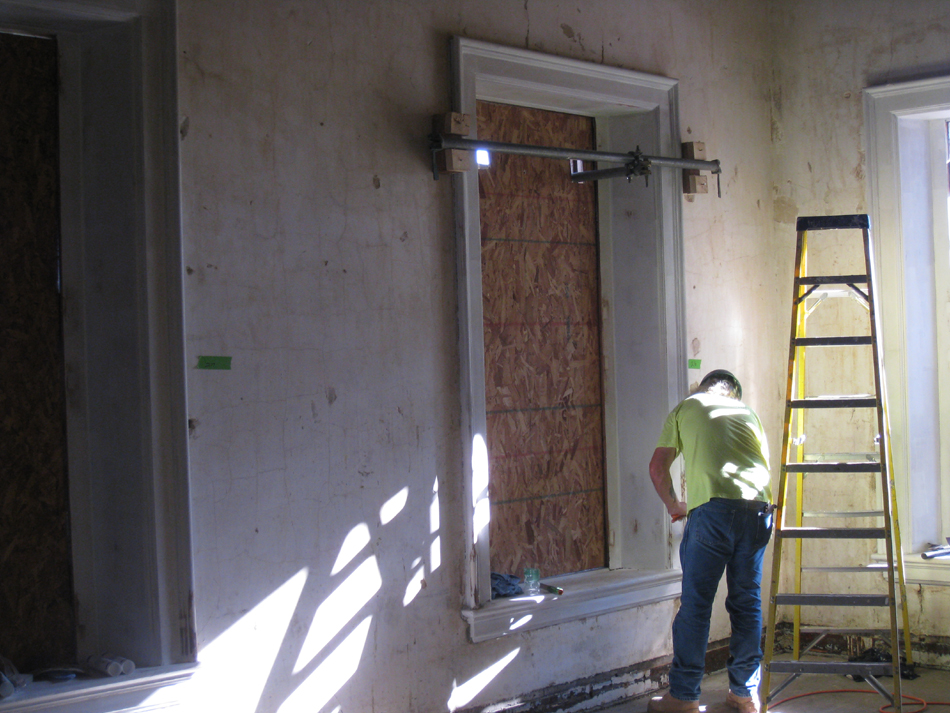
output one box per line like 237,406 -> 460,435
452,37 -> 688,635
0,0 -> 193,674
866,77 -> 950,582
0,666 -> 196,713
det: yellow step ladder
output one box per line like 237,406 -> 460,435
761,214 -> 912,713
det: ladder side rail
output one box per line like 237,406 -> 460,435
762,228 -> 808,713
793,235 -> 809,661
885,399 -> 914,664
874,249 -> 914,664
863,225 -> 903,711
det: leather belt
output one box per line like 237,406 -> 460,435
710,497 -> 776,514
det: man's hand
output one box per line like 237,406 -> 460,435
650,447 -> 688,522
669,500 -> 688,523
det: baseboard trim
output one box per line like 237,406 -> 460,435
455,637 -> 732,713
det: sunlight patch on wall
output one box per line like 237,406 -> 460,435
331,523 -> 371,575
192,568 -> 308,713
430,476 -> 441,534
446,647 -> 520,711
430,535 -> 442,571
279,616 -> 372,713
380,486 -> 409,524
472,434 -> 490,543
293,556 -> 382,673
430,476 -> 442,571
403,564 -> 426,606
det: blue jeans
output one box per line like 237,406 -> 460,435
670,498 -> 773,701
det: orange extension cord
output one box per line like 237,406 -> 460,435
771,689 -> 950,713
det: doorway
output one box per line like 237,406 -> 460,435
0,30 -> 75,671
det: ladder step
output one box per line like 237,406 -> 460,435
786,462 -> 881,473
793,336 -> 873,347
797,274 -> 868,286
803,510 -> 884,518
796,214 -> 870,231
801,565 -> 888,573
779,527 -> 886,539
774,593 -> 890,607
768,660 -> 891,676
804,452 -> 879,463
799,626 -> 894,635
790,396 -> 878,409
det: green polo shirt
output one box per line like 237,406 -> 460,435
657,392 -> 771,511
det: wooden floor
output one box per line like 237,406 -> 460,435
610,661 -> 950,713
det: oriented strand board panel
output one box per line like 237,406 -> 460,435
0,32 -> 76,671
478,100 -> 606,578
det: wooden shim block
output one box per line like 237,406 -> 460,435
437,148 -> 474,173
682,141 -> 706,160
432,112 -> 472,137
682,141 -> 708,194
684,174 -> 708,194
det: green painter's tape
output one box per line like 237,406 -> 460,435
197,356 -> 232,370
687,359 -> 702,370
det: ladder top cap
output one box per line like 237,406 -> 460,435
797,214 -> 870,231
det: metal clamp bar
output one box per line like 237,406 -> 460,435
430,134 -> 722,178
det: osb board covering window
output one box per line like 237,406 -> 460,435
0,33 -> 76,670
477,101 -> 606,579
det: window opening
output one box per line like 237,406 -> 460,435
477,101 -> 607,578
454,38 -> 689,635
865,79 -> 950,583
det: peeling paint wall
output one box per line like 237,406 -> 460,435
174,1 -> 950,712
769,0 -> 950,641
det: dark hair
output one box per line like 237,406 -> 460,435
699,369 -> 742,400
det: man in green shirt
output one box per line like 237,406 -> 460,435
647,370 -> 773,713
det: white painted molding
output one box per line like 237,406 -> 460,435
462,569 -> 681,643
865,76 -> 950,559
0,666 -> 196,713
451,36 -> 687,623
0,0 -> 193,664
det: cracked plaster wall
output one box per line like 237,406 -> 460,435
768,0 -> 950,642
176,1 -> 950,711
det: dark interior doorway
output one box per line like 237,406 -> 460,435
0,30 -> 76,671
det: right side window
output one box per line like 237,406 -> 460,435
866,78 -> 950,582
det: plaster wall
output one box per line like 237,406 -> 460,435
769,0 -> 950,640
174,0 -> 950,711
177,1 -> 777,711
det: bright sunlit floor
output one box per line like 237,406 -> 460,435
607,658 -> 950,713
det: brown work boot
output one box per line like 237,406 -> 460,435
647,692 -> 700,712
726,690 -> 759,713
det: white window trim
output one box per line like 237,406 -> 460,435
462,569 -> 682,643
866,77 -> 950,584
0,666 -> 195,713
0,0 -> 193,680
453,37 -> 688,638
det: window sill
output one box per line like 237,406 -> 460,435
870,553 -> 950,586
462,568 -> 682,642
0,664 -> 196,713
